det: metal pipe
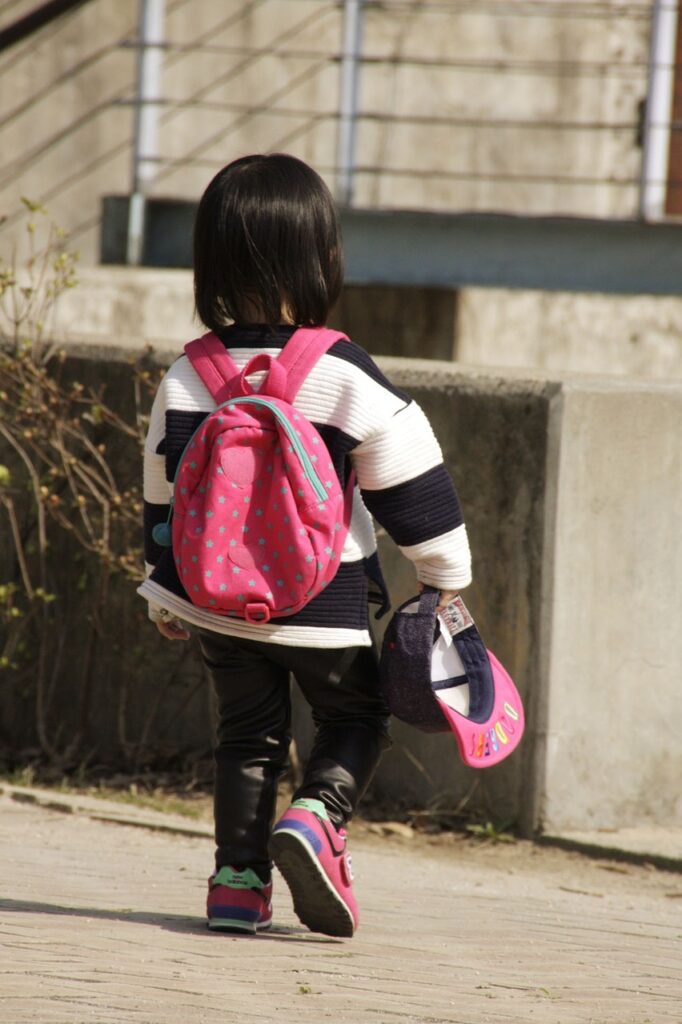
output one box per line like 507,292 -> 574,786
0,0 -> 92,53
639,0 -> 678,221
336,0 -> 364,207
127,0 -> 166,265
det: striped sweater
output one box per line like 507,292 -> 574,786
138,325 -> 471,648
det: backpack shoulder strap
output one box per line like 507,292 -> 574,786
184,333 -> 240,404
276,327 -> 349,402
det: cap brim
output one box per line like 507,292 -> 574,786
435,649 -> 525,768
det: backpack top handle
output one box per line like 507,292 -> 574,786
185,327 -> 349,406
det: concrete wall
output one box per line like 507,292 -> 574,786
0,0 -> 651,265
540,380 -> 682,830
50,265 -> 457,360
456,287 -> 682,380
52,266 -> 682,379
2,336 -> 679,834
369,361 -> 682,833
368,362 -> 553,830
51,266 -> 197,352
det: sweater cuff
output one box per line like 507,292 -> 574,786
148,603 -> 166,623
415,563 -> 472,591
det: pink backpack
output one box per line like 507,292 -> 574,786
152,327 -> 353,623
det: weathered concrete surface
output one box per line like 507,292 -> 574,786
360,362 -> 554,835
1,3 -> 648,266
372,362 -> 682,837
539,380 -> 682,832
1,792 -> 681,1024
52,267 -> 198,351
52,266 -> 457,361
457,287 -> 682,380
53,267 -> 682,379
544,826 -> 682,873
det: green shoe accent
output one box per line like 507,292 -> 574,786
291,797 -> 329,820
213,865 -> 265,890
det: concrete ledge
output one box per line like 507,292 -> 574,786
0,784 -> 213,840
540,828 -> 682,874
3,783 -> 679,873
51,266 -> 197,351
457,287 -> 682,380
51,267 -> 682,381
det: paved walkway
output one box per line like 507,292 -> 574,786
1,787 -> 680,1024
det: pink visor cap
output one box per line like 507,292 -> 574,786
379,587 -> 524,769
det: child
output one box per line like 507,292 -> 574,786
138,154 -> 472,937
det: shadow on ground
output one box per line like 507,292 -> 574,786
0,898 -> 341,944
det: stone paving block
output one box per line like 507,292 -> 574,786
1,795 -> 680,1023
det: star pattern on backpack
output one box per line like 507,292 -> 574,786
154,328 -> 354,624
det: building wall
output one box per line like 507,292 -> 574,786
0,0 -> 653,265
0,1 -> 138,264
354,0 -> 649,218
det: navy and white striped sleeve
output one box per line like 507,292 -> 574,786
142,379 -> 171,583
351,398 -> 472,591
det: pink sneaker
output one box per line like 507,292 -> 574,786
206,865 -> 273,934
270,798 -> 358,937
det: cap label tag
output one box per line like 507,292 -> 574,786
439,595 -> 474,637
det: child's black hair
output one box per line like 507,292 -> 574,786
193,153 -> 344,330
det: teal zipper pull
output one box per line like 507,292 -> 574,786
152,520 -> 172,547
152,499 -> 174,547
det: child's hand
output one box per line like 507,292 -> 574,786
435,590 -> 458,614
155,618 -> 190,641
417,583 -> 458,614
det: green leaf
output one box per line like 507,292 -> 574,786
20,197 -> 47,214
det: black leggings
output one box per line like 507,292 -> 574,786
198,631 -> 391,874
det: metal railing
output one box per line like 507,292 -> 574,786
1,0 -> 680,260
0,0 -> 93,52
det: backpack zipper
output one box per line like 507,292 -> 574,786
152,394 -> 330,547
226,397 -> 329,502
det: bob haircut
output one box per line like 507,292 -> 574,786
193,154 -> 344,330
